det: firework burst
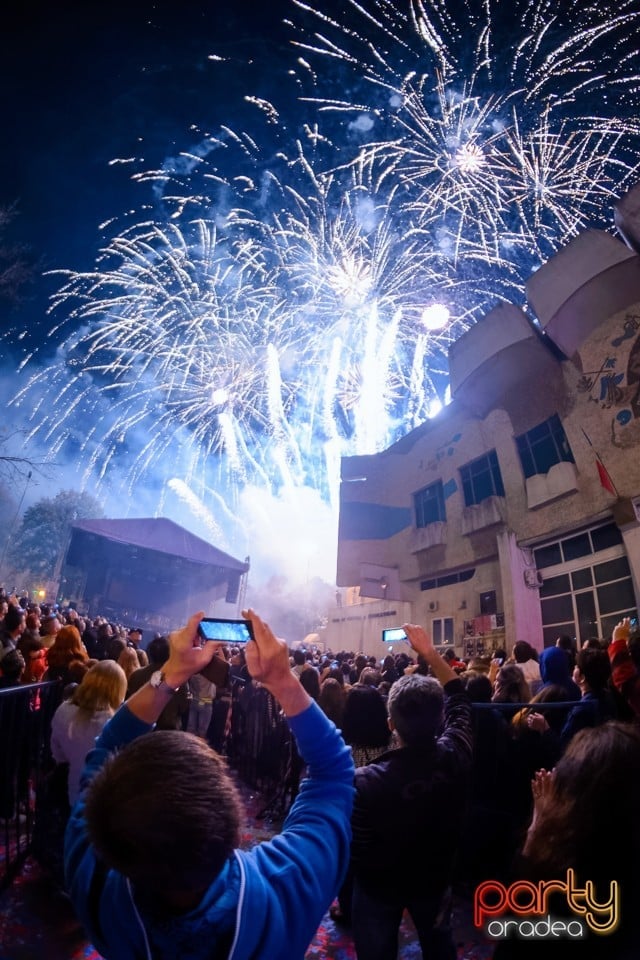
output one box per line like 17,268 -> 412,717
9,0 -> 640,536
290,0 -> 640,267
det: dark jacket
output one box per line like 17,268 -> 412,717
559,690 -> 618,747
350,678 -> 472,898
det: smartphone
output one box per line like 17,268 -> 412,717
197,617 -> 254,644
631,617 -> 638,628
382,627 -> 407,644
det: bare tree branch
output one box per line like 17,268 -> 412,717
0,431 -> 56,486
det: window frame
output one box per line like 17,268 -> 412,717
413,479 -> 446,527
515,413 -> 575,479
459,449 -> 505,507
432,617 -> 454,646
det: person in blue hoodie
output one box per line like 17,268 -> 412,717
64,608 -> 355,960
538,645 -> 581,700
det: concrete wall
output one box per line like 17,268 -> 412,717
336,228 -> 640,654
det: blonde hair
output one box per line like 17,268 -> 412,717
71,660 -> 127,718
118,646 -> 141,680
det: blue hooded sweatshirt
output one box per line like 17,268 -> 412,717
64,700 -> 354,960
538,646 -> 581,700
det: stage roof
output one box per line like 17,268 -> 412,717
71,517 -> 248,572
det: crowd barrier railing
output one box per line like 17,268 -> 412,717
0,681 -> 62,890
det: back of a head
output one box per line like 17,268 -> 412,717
492,663 -> 529,703
466,657 -> 491,675
556,721 -> 640,810
320,676 -> 344,700
97,622 -> 113,641
555,634 -> 577,668
513,640 -> 533,664
358,666 -> 381,687
0,648 -> 25,682
556,634 -> 575,653
71,660 -> 127,714
107,637 -> 127,661
464,673 -> 493,703
318,676 -> 346,724
118,646 -> 140,676
67,659 -> 91,686
56,624 -> 83,650
147,635 -> 170,667
342,683 -> 390,748
354,653 -> 368,674
576,647 -> 611,693
299,665 -> 320,700
18,632 -> 44,656
85,730 -> 243,892
535,722 -> 640,882
293,648 -> 306,666
387,673 -> 444,748
48,624 -> 85,666
540,645 -> 572,685
326,667 -> 344,686
4,604 -> 24,634
395,652 -> 411,673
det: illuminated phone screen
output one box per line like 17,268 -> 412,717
197,618 -> 254,643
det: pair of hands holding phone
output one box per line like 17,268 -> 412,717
163,609 -> 310,717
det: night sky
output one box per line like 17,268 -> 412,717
1,0 -> 638,594
0,0 -> 346,590
1,0 -> 296,346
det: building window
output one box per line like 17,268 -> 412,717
534,522 -> 636,646
534,522 -> 623,570
515,414 -> 575,479
414,480 -> 446,527
420,568 -> 475,591
460,450 -> 505,507
432,617 -> 454,645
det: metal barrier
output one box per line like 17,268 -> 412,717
225,679 -> 299,820
221,691 -> 580,820
0,681 -> 62,890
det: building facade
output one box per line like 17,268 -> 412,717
332,209 -> 640,657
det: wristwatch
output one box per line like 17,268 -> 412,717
149,670 -> 180,695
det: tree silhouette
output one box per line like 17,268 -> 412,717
7,489 -> 104,581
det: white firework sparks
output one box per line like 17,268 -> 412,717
7,0 -> 640,540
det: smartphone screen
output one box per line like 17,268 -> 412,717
382,627 -> 407,643
198,618 -> 254,644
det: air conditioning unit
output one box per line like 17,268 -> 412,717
428,600 -> 439,612
523,569 -> 543,588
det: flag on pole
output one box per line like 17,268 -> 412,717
596,458 -> 617,495
581,429 -> 618,497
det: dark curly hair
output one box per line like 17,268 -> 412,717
85,731 -> 243,894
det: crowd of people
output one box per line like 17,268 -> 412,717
2,586 -> 640,959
